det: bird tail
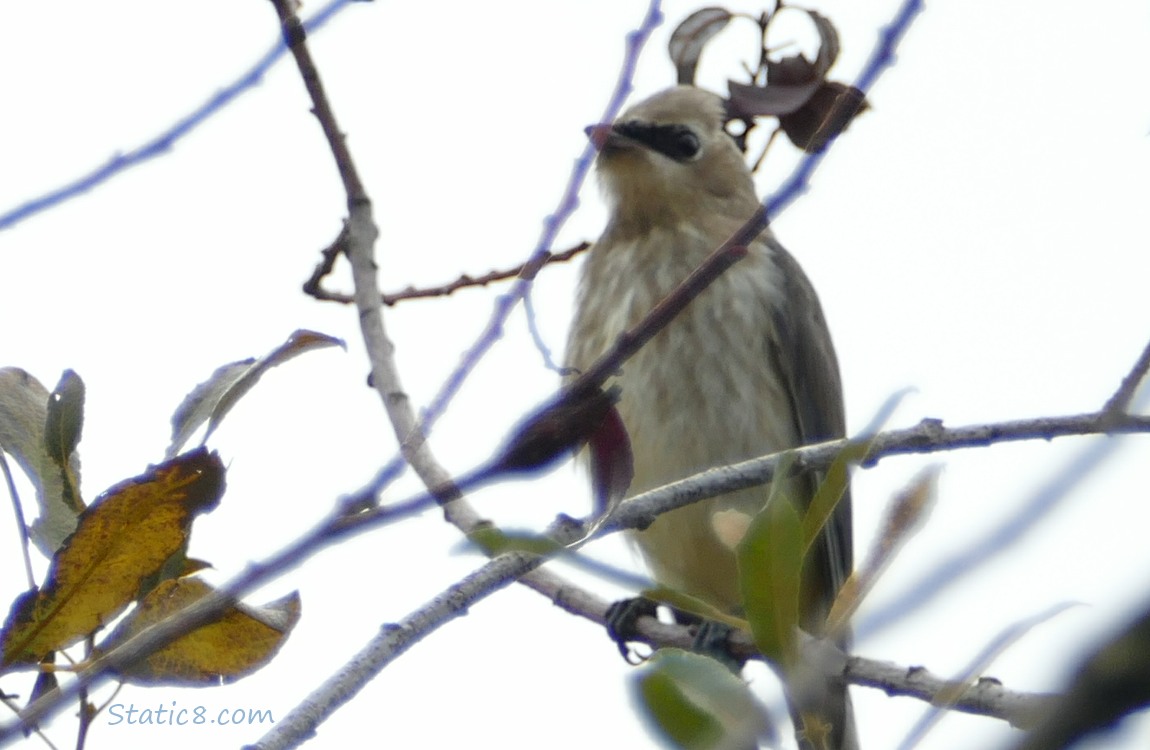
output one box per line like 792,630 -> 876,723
790,678 -> 857,750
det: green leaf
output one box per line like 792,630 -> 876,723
44,370 -> 84,467
639,586 -> 746,631
738,476 -> 803,668
633,649 -> 768,749
44,369 -> 85,515
466,527 -> 563,557
801,437 -> 871,560
638,671 -> 722,749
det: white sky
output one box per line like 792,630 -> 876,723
2,1 -> 1150,748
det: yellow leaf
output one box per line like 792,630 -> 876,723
99,577 -> 300,686
0,449 -> 225,666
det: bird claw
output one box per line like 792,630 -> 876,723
691,619 -> 746,673
605,598 -> 659,665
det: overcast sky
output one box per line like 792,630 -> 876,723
3,2 -> 1150,749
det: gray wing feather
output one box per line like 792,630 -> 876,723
764,236 -> 853,628
766,236 -> 858,750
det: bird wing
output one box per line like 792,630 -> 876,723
762,234 -> 853,634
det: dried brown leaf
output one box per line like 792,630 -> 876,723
588,401 -> 633,519
668,7 -> 733,85
779,82 -> 868,153
488,386 -> 622,479
826,466 -> 938,634
721,6 -> 867,154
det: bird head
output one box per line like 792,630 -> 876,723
586,85 -> 758,232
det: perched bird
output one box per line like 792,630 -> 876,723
566,85 -> 856,749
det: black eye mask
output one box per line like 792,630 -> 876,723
614,121 -> 701,162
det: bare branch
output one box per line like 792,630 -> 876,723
849,655 -> 1055,729
299,221 -> 347,302
249,550 -> 543,750
604,410 -> 1150,536
303,240 -> 591,306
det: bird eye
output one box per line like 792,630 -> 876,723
666,127 -> 701,161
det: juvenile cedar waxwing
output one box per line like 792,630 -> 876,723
566,85 -> 856,750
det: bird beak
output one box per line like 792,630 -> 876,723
584,123 -> 634,153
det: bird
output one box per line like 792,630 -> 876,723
566,85 -> 856,749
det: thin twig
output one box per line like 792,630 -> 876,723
896,603 -> 1078,748
303,241 -> 591,306
1102,337 -> 1150,416
848,655 -> 1056,729
300,221 -> 347,301
0,0 -> 354,234
248,550 -> 544,750
0,452 -> 35,588
269,2 -> 366,204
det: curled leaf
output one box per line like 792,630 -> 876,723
587,399 -> 633,519
759,9 -> 840,94
728,78 -> 822,119
167,329 -> 346,457
756,7 -> 864,152
668,5 -> 869,155
467,527 -> 564,558
804,9 -> 842,81
485,385 -> 623,479
167,361 -> 253,459
669,7 -> 733,85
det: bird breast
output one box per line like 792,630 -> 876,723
568,223 -> 799,612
